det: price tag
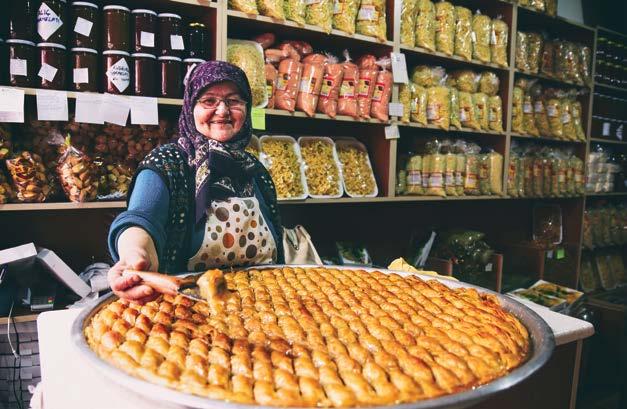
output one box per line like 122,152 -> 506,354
485,263 -> 493,272
251,107 -> 265,130
36,89 -> 68,121
38,62 -> 58,82
74,16 -> 93,37
10,59 -> 27,76
390,52 -> 408,84
102,94 -> 130,126
171,35 -> 185,50
602,122 -> 611,136
388,102 -> 404,117
75,92 -> 103,124
140,31 -> 155,48
556,248 -> 565,260
384,125 -> 399,140
546,250 -> 554,259
130,96 -> 159,125
73,68 -> 89,84
0,87 -> 25,123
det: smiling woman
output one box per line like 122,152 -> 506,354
106,61 -> 284,304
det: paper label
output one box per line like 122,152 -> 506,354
617,124 -> 623,140
319,75 -> 333,97
489,109 -> 497,122
547,105 -> 558,117
471,31 -> 477,43
37,2 -> 63,41
460,108 -> 469,121
106,57 -> 130,93
0,87 -> 25,123
372,82 -> 385,102
266,80 -> 274,100
299,77 -> 316,94
140,31 -> 155,48
534,101 -> 544,113
36,89 -> 68,121
602,122 -> 611,136
171,35 -> 185,50
465,174 -> 477,189
305,0 -> 321,4
384,125 -> 399,140
445,172 -> 454,186
523,102 -> 533,113
103,93 -> 130,126
422,173 -> 429,188
561,113 -> 571,124
485,263 -> 493,272
455,172 -> 463,185
130,96 -> 159,125
390,52 -> 409,84
74,16 -> 93,37
356,77 -> 371,97
427,105 -> 438,120
333,0 -> 343,14
38,62 -> 58,82
75,92 -> 103,124
357,5 -> 377,21
10,59 -> 27,76
388,102 -> 404,117
276,74 -> 288,91
490,29 -> 497,45
73,68 -> 89,84
429,173 -> 443,188
251,107 -> 265,130
339,78 -> 355,98
407,170 -> 422,186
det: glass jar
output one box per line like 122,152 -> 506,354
70,2 -> 99,49
131,9 -> 157,53
187,22 -> 208,60
102,5 -> 130,51
37,42 -> 67,90
183,57 -> 204,84
9,0 -> 37,41
158,56 -> 182,98
158,13 -> 184,57
6,39 -> 36,87
131,53 -> 156,96
37,0 -> 68,44
103,50 -> 131,94
70,47 -> 98,92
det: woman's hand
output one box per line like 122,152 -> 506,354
108,227 -> 160,304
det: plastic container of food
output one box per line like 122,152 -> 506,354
259,135 -> 309,200
298,136 -> 344,199
335,137 -> 378,197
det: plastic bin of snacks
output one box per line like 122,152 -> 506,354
298,136 -> 343,199
259,135 -> 308,200
335,137 -> 378,198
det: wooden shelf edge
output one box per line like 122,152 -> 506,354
0,313 -> 40,325
590,138 -> 627,146
511,133 -> 586,144
593,82 -> 627,93
585,192 -> 627,197
170,0 -> 218,8
516,6 -> 595,32
514,70 -> 591,89
398,122 -> 506,136
400,46 -> 509,71
0,201 -> 127,211
263,109 -> 389,125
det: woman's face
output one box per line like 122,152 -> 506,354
193,81 -> 247,143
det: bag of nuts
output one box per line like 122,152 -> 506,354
0,169 -> 16,204
56,137 -> 99,202
0,124 -> 13,160
100,162 -> 133,199
6,151 -> 51,203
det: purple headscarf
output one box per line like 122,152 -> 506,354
177,61 -> 261,224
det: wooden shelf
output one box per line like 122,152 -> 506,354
590,138 -> 627,146
594,82 -> 627,93
0,201 -> 127,211
0,312 -> 41,325
13,86 -> 184,106
515,70 -> 590,89
586,192 -> 627,197
516,5 -> 595,33
400,45 -> 509,71
399,122 -> 506,136
511,133 -> 586,144
264,109 -> 389,125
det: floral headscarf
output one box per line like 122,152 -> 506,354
177,61 -> 261,223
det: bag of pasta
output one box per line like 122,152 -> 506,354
487,150 -> 503,195
472,10 -> 491,63
564,148 -> 575,195
356,55 -> 379,119
0,170 -> 16,204
579,45 -> 592,86
565,42 -> 582,84
415,0 -> 436,51
545,89 -> 563,139
571,97 -> 586,141
285,0 -> 306,24
529,82 -> 550,136
426,139 -> 445,196
410,84 -> 428,125
370,58 -> 393,121
265,61 -> 278,109
332,0 -> 359,34
6,151 -> 51,203
454,6 -> 472,60
338,50 -> 358,118
530,0 -> 545,12
459,91 -> 479,129
490,16 -> 509,67
257,0 -> 285,19
451,69 -> 478,92
488,95 -> 503,132
554,41 -> 568,81
464,143 -> 481,195
515,31 -> 529,71
449,87 -> 461,130
507,150 -> 519,197
571,156 -> 584,195
435,1 -> 455,56
478,71 -> 499,96
478,153 -> 490,195
227,40 -> 267,107
399,82 -> 412,123
442,141 -> 457,196
527,32 -> 543,74
560,97 -> 577,141
317,53 -> 344,118
421,153 -> 430,192
542,151 -> 553,197
545,0 -> 557,16
0,124 -> 12,160
275,58 -> 303,112
356,0 -> 387,42
306,0 -> 333,33
229,0 -> 258,14
521,152 -> 533,197
405,154 -> 424,195
532,154 -> 544,197
453,140 -> 466,195
400,0 -> 417,46
512,86 -> 524,133
297,54 -> 326,117
473,92 -> 489,130
541,39 -> 555,77
411,65 -> 445,87
523,94 -> 540,136
427,85 -> 450,130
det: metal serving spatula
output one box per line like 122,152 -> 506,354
121,269 -> 205,302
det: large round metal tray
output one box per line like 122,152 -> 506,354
71,265 -> 555,409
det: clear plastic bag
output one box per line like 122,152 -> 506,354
454,6 -> 472,60
356,55 -> 379,118
459,91 -> 479,129
257,0 -> 285,19
478,153 -> 490,195
565,42 -> 582,84
227,41 -> 267,107
526,32 -> 543,74
306,0 -> 333,33
472,10 -> 491,63
560,98 -> 576,141
534,98 -> 551,137
473,92 -> 489,130
450,69 -> 478,92
337,50 -> 358,118
229,0 -> 259,14
546,93 -> 563,139
554,41 -> 567,81
507,151 -> 519,197
512,86 -> 524,133
275,58 -> 303,112
399,82 -> 412,123
265,62 -> 278,109
454,141 -> 466,195
6,151 -> 51,203
532,155 -> 544,197
317,54 -> 344,118
332,0 -> 358,33
450,87 -> 461,130
405,154 -> 424,195
56,138 -> 99,202
515,31 -> 529,71
415,0 -> 436,51
540,39 -> 555,77
571,98 -> 586,141
444,147 -> 457,196
427,86 -> 451,130
523,94 -> 539,136
400,0 -> 417,47
579,45 -> 592,86
488,95 -> 503,132
285,0 -> 306,24
370,58 -> 393,121
411,65 -> 445,87
435,1 -> 455,56
410,84 -> 428,125
478,71 -> 499,96
490,16 -> 509,67
426,140 -> 445,197
486,151 -> 503,195
297,54 -> 326,117
356,0 -> 387,41
464,144 -> 481,195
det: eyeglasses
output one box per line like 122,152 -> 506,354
197,96 -> 247,110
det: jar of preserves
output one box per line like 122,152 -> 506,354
132,53 -> 156,96
103,50 -> 131,94
183,58 -> 205,84
37,42 -> 67,90
6,39 -> 36,87
70,47 -> 98,92
103,5 -> 130,51
131,9 -> 157,53
37,0 -> 68,44
158,13 -> 184,57
71,2 -> 99,49
187,22 -> 208,60
9,0 -> 37,41
158,56 -> 182,98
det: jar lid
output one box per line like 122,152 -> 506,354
158,56 -> 182,62
184,58 -> 206,63
132,53 -> 157,59
37,42 -> 67,50
71,47 -> 98,54
6,39 -> 36,46
103,50 -> 131,56
132,9 -> 157,16
189,22 -> 206,28
103,5 -> 130,12
158,13 -> 182,19
72,1 -> 98,8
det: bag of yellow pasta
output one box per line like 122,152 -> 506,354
478,71 -> 499,96
426,140 -> 445,197
399,82 -> 412,123
571,156 -> 584,195
490,16 -> 509,67
523,94 -> 539,136
227,40 -> 267,107
333,0 -> 359,34
488,95 -> 503,132
527,32 -> 543,74
565,42 -> 582,84
415,0 -> 436,51
306,0 -> 333,33
512,86 -> 524,133
464,143 -> 481,195
410,84 -> 428,125
580,45 -> 592,86
532,155 -> 544,197
451,69 -> 478,93
405,154 -> 424,195
459,91 -> 479,129
478,153 -> 491,195
554,41 -> 568,81
453,140 -> 466,196
427,86 -> 450,130
421,153 -> 430,192
450,87 -> 461,130
545,90 -> 563,139
411,65 -> 445,87
541,39 -> 555,77
442,142 -> 457,196
473,92 -> 488,130
454,6 -> 472,60
516,31 -> 529,71
487,150 -> 503,195
229,0 -> 258,14
561,98 -> 576,141
285,0 -> 306,24
572,98 -> 586,141
435,1 -> 455,56
257,0 -> 285,19
356,0 -> 387,42
472,10 -> 491,63
507,151 -> 519,197
529,82 -> 549,136
400,0 -> 417,46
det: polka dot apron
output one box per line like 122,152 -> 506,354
187,197 -> 277,271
